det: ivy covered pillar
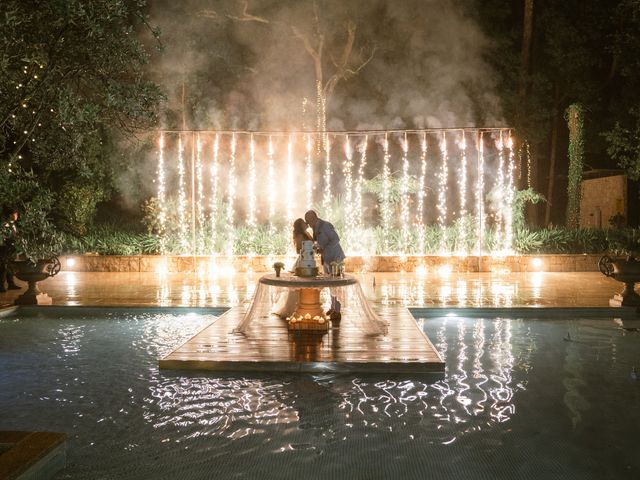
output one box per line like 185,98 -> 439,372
565,103 -> 585,229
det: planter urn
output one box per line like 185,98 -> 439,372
11,256 -> 61,305
598,255 -> 640,307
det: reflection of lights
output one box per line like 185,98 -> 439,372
437,264 -> 452,277
155,262 -> 168,276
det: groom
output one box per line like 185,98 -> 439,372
304,210 -> 345,322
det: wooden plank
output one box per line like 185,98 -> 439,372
0,431 -> 66,480
160,305 -> 444,374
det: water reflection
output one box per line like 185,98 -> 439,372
141,271 -> 561,308
366,274 -> 525,307
140,316 -> 526,446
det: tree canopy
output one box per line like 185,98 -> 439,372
0,0 -> 162,234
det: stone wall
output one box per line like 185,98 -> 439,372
61,254 -> 603,273
580,174 -> 627,228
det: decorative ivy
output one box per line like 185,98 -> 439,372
565,103 -> 585,229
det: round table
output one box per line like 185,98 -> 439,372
260,273 -> 357,332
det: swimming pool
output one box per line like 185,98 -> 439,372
1,308 -> 639,479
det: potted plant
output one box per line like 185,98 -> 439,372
273,262 -> 285,277
10,204 -> 64,305
598,229 -> 640,306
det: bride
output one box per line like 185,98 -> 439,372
272,218 -> 313,318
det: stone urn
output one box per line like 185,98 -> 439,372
598,255 -> 640,307
11,256 -> 61,305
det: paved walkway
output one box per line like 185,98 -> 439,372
0,271 -> 629,308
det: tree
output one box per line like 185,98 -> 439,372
602,0 -> 640,185
0,0 -> 162,233
227,1 -> 375,137
475,0 -> 633,226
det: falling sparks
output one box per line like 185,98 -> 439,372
355,135 -> 368,230
343,135 -> 354,237
505,133 -> 515,252
476,132 -> 485,255
226,134 -> 237,256
210,134 -> 220,246
177,135 -> 189,253
381,133 -> 392,252
494,132 -> 506,252
437,132 -> 449,254
306,134 -> 313,211
322,135 -> 332,217
247,134 -> 257,228
267,136 -> 276,232
195,134 -> 205,253
156,129 -> 518,257
400,132 -> 411,252
286,135 -> 294,224
157,134 -> 167,254
457,131 -> 468,254
417,133 -> 427,253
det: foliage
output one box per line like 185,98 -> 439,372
363,173 -> 420,204
0,167 -> 63,262
56,183 -> 106,236
604,117 -> 640,181
474,0 -> 640,225
0,0 -> 162,234
565,104 -> 585,228
512,188 -> 545,233
60,224 -> 159,256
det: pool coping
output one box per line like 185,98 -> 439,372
2,304 -> 637,319
0,431 -> 66,480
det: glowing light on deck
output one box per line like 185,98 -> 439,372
531,257 -> 543,270
437,264 -> 453,277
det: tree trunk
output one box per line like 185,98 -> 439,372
518,0 -> 534,102
545,86 -> 561,226
520,0 -> 536,223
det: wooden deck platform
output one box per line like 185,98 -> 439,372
159,306 -> 444,374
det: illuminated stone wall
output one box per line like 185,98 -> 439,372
61,254 -> 602,273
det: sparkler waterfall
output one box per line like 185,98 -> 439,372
155,128 -> 516,256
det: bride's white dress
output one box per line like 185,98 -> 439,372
271,255 -> 301,318
272,288 -> 299,318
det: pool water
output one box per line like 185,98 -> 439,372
1,309 -> 639,479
